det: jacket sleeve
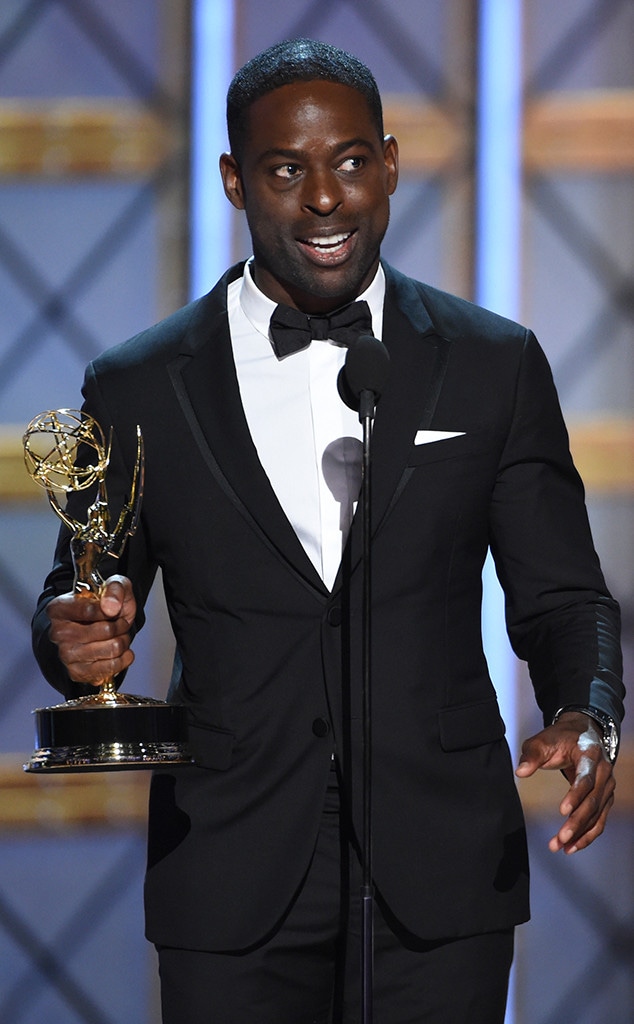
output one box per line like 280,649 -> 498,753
488,330 -> 625,732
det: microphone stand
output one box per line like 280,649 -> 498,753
338,335 -> 389,1024
359,385 -> 377,1024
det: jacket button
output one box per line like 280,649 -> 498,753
312,718 -> 330,738
327,606 -> 342,626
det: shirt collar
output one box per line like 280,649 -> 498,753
238,258 -> 386,344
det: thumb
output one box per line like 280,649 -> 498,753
515,734 -> 545,778
99,576 -> 134,619
515,753 -> 536,778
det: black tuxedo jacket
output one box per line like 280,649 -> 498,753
33,261 -> 624,950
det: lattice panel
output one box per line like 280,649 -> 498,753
518,1 -> 634,1019
0,2 -> 631,1022
0,2 -> 187,1021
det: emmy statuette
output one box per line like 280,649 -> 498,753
23,409 -> 191,772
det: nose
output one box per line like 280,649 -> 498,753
302,169 -> 342,216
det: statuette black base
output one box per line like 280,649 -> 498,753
24,693 -> 192,772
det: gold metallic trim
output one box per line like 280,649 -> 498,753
2,419 -> 634,501
568,418 -> 634,494
0,744 -> 631,829
524,89 -> 634,172
2,91 -> 632,179
383,96 -> 471,173
0,755 -> 150,828
0,100 -> 171,177
0,426 -> 43,502
384,90 -> 634,175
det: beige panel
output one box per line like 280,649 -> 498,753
524,89 -> 634,172
383,97 -> 470,173
0,100 -> 171,177
0,756 -> 150,828
4,419 -> 634,500
568,418 -> 634,493
1,743 -> 631,829
0,426 -> 42,502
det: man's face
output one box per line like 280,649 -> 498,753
220,80 -> 399,314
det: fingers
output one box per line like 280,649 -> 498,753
515,726 -> 575,778
516,714 -> 617,854
516,712 -> 604,778
56,631 -> 135,687
46,576 -> 136,686
550,764 -> 616,854
99,574 -> 136,625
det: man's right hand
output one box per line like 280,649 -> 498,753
46,575 -> 137,687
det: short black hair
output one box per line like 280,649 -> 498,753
226,38 -> 384,162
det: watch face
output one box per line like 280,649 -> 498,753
595,714 -> 619,763
553,706 -> 619,762
605,724 -> 619,763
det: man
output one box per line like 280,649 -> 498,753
32,39 -> 624,1024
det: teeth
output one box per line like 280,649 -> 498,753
306,232 -> 350,248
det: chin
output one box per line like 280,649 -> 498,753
296,265 -> 370,302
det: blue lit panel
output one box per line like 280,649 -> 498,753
190,0 -> 235,298
476,0 -> 522,756
476,5 -> 522,1022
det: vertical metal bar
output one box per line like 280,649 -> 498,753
361,407 -> 374,1024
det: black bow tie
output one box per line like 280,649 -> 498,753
269,300 -> 373,358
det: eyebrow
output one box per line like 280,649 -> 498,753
256,137 -> 377,164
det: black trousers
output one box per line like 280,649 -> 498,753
158,766 -> 513,1024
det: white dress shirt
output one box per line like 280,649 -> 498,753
227,262 -> 385,590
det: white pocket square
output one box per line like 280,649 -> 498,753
414,430 -> 466,445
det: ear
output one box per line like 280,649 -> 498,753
382,135 -> 399,195
219,152 -> 245,210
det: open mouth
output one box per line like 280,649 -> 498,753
298,230 -> 356,263
303,231 -> 352,251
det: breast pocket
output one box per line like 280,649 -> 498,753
407,431 -> 489,467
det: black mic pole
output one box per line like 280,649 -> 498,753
359,383 -> 375,1024
338,336 -> 390,1024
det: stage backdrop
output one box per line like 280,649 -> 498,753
0,2 -> 632,1022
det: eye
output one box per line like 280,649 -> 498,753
339,155 -> 365,172
273,163 -> 302,179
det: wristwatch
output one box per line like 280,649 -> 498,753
552,705 -> 619,764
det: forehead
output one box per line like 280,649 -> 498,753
241,80 -> 380,158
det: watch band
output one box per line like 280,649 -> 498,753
552,705 -> 619,764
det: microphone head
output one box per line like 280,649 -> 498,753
337,334 -> 391,411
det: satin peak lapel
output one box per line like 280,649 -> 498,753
334,265 -> 453,589
168,269 -> 327,595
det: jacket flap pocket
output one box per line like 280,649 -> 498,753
438,699 -> 506,752
187,721 -> 236,770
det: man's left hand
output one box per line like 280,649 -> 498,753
515,711 -> 616,854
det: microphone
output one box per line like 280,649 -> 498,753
337,335 -> 391,418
